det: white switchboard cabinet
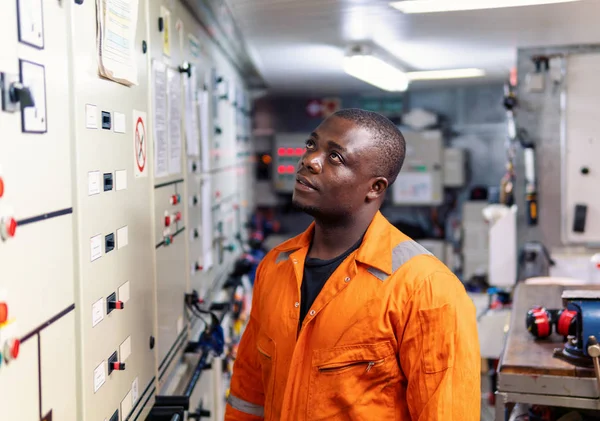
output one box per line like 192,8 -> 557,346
0,2 -> 78,420
68,0 -> 156,419
147,0 -> 191,388
562,53 -> 600,245
0,0 -> 256,419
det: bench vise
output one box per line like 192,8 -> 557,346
552,289 -> 600,369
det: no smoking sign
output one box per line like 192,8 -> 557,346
133,110 -> 148,178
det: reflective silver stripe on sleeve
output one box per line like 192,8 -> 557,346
368,240 -> 433,282
275,250 -> 292,264
227,394 -> 265,417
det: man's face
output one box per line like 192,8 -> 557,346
292,116 -> 384,221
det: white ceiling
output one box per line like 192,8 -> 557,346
226,0 -> 600,95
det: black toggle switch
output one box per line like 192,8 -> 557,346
215,126 -> 222,135
179,62 -> 192,78
194,229 -> 199,239
105,233 -> 115,253
102,111 -> 111,130
103,173 -> 113,191
9,82 -> 34,109
573,204 -> 587,233
158,17 -> 164,32
193,196 -> 198,206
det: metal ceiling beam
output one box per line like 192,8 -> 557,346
181,0 -> 267,90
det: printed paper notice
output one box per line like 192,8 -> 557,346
184,69 -> 200,157
96,0 -> 140,86
201,177 -> 214,270
199,91 -> 210,173
152,60 -> 168,178
392,172 -> 434,204
161,6 -> 171,56
167,68 -> 182,175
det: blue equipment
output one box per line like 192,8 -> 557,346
553,289 -> 600,367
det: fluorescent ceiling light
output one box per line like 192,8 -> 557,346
408,68 -> 485,80
343,55 -> 410,92
390,0 -> 581,14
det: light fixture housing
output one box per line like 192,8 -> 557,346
408,68 -> 485,80
343,55 -> 410,92
390,0 -> 581,14
343,44 -> 486,91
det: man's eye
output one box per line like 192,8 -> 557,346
329,152 -> 341,162
305,139 -> 315,149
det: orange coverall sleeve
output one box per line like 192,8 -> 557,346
398,270 -> 481,421
225,261 -> 266,421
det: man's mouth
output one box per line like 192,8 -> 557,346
296,175 -> 317,190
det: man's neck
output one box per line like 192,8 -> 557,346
308,212 -> 376,260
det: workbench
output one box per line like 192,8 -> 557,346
495,283 -> 600,420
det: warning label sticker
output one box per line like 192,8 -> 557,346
133,110 -> 147,178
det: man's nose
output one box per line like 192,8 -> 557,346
300,152 -> 322,174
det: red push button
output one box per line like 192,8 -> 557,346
0,302 -> 7,324
0,177 -> 4,198
164,215 -> 171,227
170,194 -> 180,205
1,217 -> 16,240
4,338 -> 20,361
175,212 -> 182,222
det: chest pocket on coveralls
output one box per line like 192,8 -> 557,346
256,332 -> 276,412
307,340 -> 398,420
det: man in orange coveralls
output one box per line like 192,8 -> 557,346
225,108 -> 481,420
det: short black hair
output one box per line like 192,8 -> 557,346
332,108 -> 406,185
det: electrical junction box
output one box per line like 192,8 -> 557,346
562,53 -> 600,245
392,130 -> 444,206
443,147 -> 467,187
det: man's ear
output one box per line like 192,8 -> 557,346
366,177 -> 388,202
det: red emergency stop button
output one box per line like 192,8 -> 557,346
4,338 -> 20,361
0,302 -> 7,324
0,217 -> 16,240
0,177 -> 4,198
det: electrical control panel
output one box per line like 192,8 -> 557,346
0,2 -> 78,420
563,53 -> 600,245
272,133 -> 307,193
392,130 -> 444,206
0,0 -> 255,420
148,0 -> 190,388
69,0 -> 156,418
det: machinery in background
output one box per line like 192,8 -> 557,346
526,290 -> 600,373
502,81 -> 538,225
